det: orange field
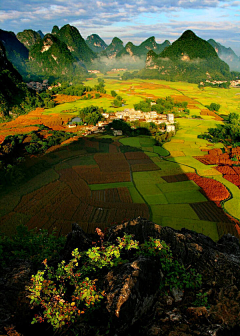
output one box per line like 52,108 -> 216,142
195,147 -> 240,190
186,173 -> 230,202
200,109 -> 223,121
0,108 -> 76,143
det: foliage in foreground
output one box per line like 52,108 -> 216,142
27,232 -> 202,331
0,225 -> 66,269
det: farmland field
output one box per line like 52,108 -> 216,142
0,78 -> 240,241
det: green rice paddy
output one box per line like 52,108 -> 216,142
2,77 -> 240,241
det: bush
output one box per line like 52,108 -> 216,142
27,233 -> 202,331
0,224 -> 66,268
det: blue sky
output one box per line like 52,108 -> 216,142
0,0 -> 240,55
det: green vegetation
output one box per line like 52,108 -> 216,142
205,103 -> 221,111
78,105 -> 104,125
28,33 -> 87,79
134,96 -> 189,115
117,37 -> 170,59
17,29 -> 42,50
0,41 -> 44,116
55,24 -> 96,64
113,95 -> 125,107
0,224 -> 66,268
199,112 -> 240,145
104,37 -> 124,57
27,233 -> 202,331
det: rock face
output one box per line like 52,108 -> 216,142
17,29 -> 42,50
86,34 -> 108,53
116,37 -> 171,59
104,37 -> 124,58
208,38 -> 240,72
0,29 -> 28,76
1,218 -> 240,336
55,24 -> 97,63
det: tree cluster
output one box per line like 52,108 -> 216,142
78,105 -> 104,125
134,97 -> 189,114
198,112 -> 240,145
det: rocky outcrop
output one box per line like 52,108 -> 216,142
1,217 -> 240,336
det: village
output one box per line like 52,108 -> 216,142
68,107 -> 176,136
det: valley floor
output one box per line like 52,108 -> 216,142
1,78 -> 240,241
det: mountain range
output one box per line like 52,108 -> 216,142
0,25 -> 239,85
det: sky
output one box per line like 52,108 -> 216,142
0,0 -> 240,56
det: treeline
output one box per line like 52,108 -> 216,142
0,127 -> 76,186
134,97 -> 189,114
107,119 -> 178,146
122,59 -> 239,84
78,105 -> 104,125
198,113 -> 240,145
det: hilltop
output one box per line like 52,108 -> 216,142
0,29 -> 29,77
0,218 -> 239,336
139,30 -> 231,83
86,34 -> 108,53
116,37 -> 170,59
54,24 -> 97,63
28,33 -> 87,79
104,37 -> 124,58
17,29 -> 42,50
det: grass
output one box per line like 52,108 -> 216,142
89,182 -> 134,190
67,155 -> 96,166
212,175 -> 240,220
128,186 -> 145,203
153,146 -> 169,156
151,204 -> 200,220
120,137 -> 142,147
157,180 -> 200,193
0,169 -> 59,217
136,184 -> 164,196
2,77 -> 240,238
161,217 -> 219,241
133,171 -> 167,184
164,190 -> 207,204
144,194 -> 168,205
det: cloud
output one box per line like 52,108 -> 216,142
0,0 -> 239,55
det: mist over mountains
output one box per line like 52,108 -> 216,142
0,24 -> 240,86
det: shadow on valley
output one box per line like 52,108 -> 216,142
0,127 -> 239,244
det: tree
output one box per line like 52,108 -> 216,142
111,90 -> 117,97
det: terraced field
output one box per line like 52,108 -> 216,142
1,78 -> 240,241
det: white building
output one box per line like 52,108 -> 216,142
166,125 -> 175,133
167,114 -> 174,123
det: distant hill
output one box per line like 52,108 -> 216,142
0,29 -> 28,77
116,37 -> 170,59
28,33 -> 87,78
140,30 -> 231,83
160,30 -> 218,60
86,34 -> 108,53
55,24 -> 97,63
0,41 -> 31,116
17,29 -> 42,50
208,39 -> 240,71
52,26 -> 60,35
37,30 -> 45,39
104,37 -> 124,58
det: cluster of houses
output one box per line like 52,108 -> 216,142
68,108 -> 176,136
203,79 -> 240,88
26,79 -> 49,92
230,79 -> 240,88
